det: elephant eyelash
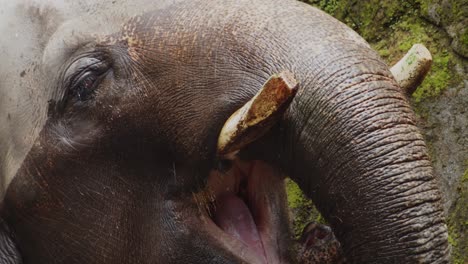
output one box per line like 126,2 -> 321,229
49,53 -> 112,117
69,68 -> 108,101
68,61 -> 109,102
56,51 -> 109,102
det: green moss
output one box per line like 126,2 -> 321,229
461,30 -> 468,47
300,0 -> 340,14
286,179 -> 325,238
448,232 -> 458,248
317,0 -> 340,14
301,0 -> 412,41
417,0 -> 430,16
286,178 -> 306,208
412,50 -> 452,103
395,21 -> 429,51
416,0 -> 468,57
447,167 -> 468,264
377,48 -> 391,58
369,15 -> 459,104
378,18 -> 456,103
417,0 -> 467,26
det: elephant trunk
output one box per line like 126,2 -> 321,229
277,47 -> 450,262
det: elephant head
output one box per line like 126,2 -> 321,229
0,0 -> 449,263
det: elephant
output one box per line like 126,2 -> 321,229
0,0 -> 450,263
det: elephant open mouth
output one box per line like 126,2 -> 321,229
0,0 -> 450,263
197,159 -> 287,264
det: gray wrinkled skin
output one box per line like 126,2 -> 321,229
0,0 -> 449,263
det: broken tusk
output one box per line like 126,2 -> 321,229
217,71 -> 299,158
390,43 -> 432,96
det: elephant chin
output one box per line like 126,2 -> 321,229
194,159 -> 289,264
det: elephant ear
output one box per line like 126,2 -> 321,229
0,218 -> 22,264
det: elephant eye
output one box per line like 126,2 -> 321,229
71,70 -> 102,101
64,56 -> 109,103
69,60 -> 109,102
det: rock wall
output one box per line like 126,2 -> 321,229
287,0 -> 467,262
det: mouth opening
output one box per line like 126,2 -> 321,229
196,159 -> 287,264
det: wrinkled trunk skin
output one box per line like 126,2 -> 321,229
276,42 -> 450,262
222,1 -> 451,262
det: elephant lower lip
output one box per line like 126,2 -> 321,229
198,159 -> 285,263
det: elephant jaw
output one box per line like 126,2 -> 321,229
198,159 -> 286,264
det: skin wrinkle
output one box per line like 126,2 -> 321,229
301,78 -> 394,148
345,213 -> 445,259
372,230 -> 447,261
324,142 -> 431,197
359,140 -> 427,169
290,57 -> 385,141
405,227 -> 448,251
365,170 -> 433,200
310,115 -> 414,178
340,182 -> 440,223
370,199 -> 441,224
337,93 -> 412,122
380,163 -> 433,182
415,246 -> 450,264
397,214 -> 444,237
360,113 -> 416,133
344,178 -> 440,220
379,191 -> 441,219
398,197 -> 444,218
358,140 -> 425,165
356,148 -> 430,177
340,107 -> 413,140
312,58 -> 391,94
296,75 -> 402,156
300,46 -> 374,83
371,145 -> 432,172
382,168 -> 435,190
353,126 -> 424,153
312,94 -> 413,156
398,227 -> 447,255
285,57 -> 448,260
346,214 -> 440,253
400,222 -> 447,244
333,76 -> 398,104
358,164 -> 436,201
364,146 -> 430,168
346,124 -> 422,156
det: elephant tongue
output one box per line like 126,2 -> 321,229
214,193 -> 267,262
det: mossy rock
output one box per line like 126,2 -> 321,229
379,18 -> 459,104
448,168 -> 468,264
300,0 -> 412,41
417,0 -> 468,57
